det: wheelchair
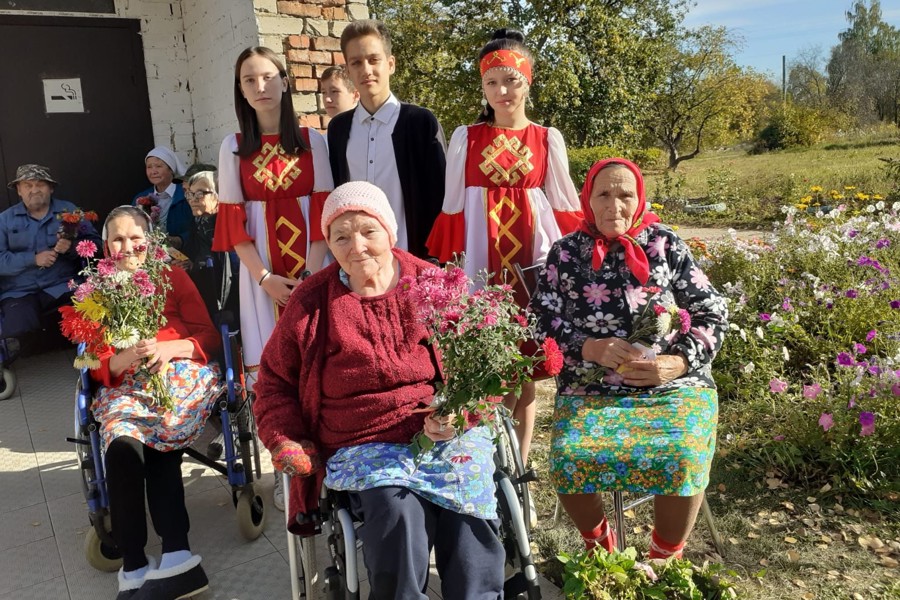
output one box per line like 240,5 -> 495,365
285,414 -> 543,600
68,321 -> 267,572
0,335 -> 17,401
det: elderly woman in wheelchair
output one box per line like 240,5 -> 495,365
88,206 -> 221,600
254,182 -> 508,600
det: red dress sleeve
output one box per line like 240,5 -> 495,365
91,346 -> 121,388
212,203 -> 254,251
553,209 -> 584,235
425,211 -> 465,262
308,191 -> 329,242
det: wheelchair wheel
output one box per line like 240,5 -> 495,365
84,516 -> 122,572
235,486 -> 266,540
293,535 -> 317,599
0,367 -> 16,401
496,472 -> 542,600
499,417 -> 534,534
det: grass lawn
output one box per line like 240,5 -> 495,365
640,126 -> 900,228
527,381 -> 900,599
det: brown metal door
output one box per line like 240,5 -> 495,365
0,15 -> 154,218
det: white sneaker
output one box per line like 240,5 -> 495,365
273,472 -> 285,512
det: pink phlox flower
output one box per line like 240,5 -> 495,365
854,343 -> 867,354
891,383 -> 900,396
858,411 -> 875,436
803,383 -> 822,399
131,269 -> 156,297
76,240 -> 97,258
759,313 -> 771,322
782,298 -> 793,312
769,378 -> 788,393
773,435 -> 785,441
676,309 -> 691,334
73,282 -> 95,302
818,413 -> 834,431
866,330 -> 877,342
97,258 -> 117,277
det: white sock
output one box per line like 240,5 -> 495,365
122,564 -> 149,581
159,550 -> 193,570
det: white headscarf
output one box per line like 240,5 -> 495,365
145,146 -> 186,178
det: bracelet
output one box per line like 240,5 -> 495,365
258,270 -> 271,286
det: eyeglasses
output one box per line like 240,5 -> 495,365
185,190 -> 215,200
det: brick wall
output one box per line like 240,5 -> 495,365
255,0 -> 369,131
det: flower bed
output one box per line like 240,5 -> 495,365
703,195 -> 900,505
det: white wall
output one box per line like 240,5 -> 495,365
182,0 -> 258,162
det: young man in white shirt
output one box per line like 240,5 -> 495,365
327,19 -> 446,259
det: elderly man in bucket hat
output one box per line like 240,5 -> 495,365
0,164 -> 100,355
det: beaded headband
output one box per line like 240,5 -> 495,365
479,49 -> 532,84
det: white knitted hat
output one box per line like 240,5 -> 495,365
321,181 -> 398,246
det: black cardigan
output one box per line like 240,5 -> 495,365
327,102 -> 446,259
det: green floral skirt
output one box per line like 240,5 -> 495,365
550,388 -> 717,497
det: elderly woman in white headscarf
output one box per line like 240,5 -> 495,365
132,146 -> 191,249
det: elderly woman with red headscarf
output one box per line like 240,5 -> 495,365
529,158 -> 728,560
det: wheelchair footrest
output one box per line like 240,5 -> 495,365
513,469 -> 538,485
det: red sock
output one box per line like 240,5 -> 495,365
648,529 -> 686,559
580,517 -> 617,553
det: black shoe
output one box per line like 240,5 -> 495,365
206,432 -> 225,460
132,556 -> 209,600
115,591 -> 139,600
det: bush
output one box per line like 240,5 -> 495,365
753,105 -> 827,151
568,147 -> 664,190
704,197 -> 900,504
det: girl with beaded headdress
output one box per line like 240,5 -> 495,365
426,28 -> 582,472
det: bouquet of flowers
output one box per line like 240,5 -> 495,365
400,264 -> 563,456
57,207 -> 99,241
135,195 -> 161,225
583,287 -> 692,387
58,231 -> 174,408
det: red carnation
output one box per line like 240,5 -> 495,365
541,338 -> 564,376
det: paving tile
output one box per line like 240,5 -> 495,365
184,485 -> 278,574
0,450 -> 45,513
0,502 -> 53,552
64,565 -> 118,600
193,551 -> 294,599
0,536 -> 64,595
0,574 -> 69,600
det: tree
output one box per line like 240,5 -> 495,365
369,0 -> 690,148
788,46 -> 829,109
826,0 -> 900,126
645,26 -> 752,170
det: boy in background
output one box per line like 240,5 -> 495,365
327,19 -> 446,259
320,65 -> 359,122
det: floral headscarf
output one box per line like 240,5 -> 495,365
577,158 -> 660,284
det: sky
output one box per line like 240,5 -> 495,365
682,0 -> 900,81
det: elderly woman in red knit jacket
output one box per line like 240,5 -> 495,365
254,181 -> 505,600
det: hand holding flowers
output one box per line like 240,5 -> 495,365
57,207 -> 98,241
59,230 -> 175,408
582,286 -> 692,388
